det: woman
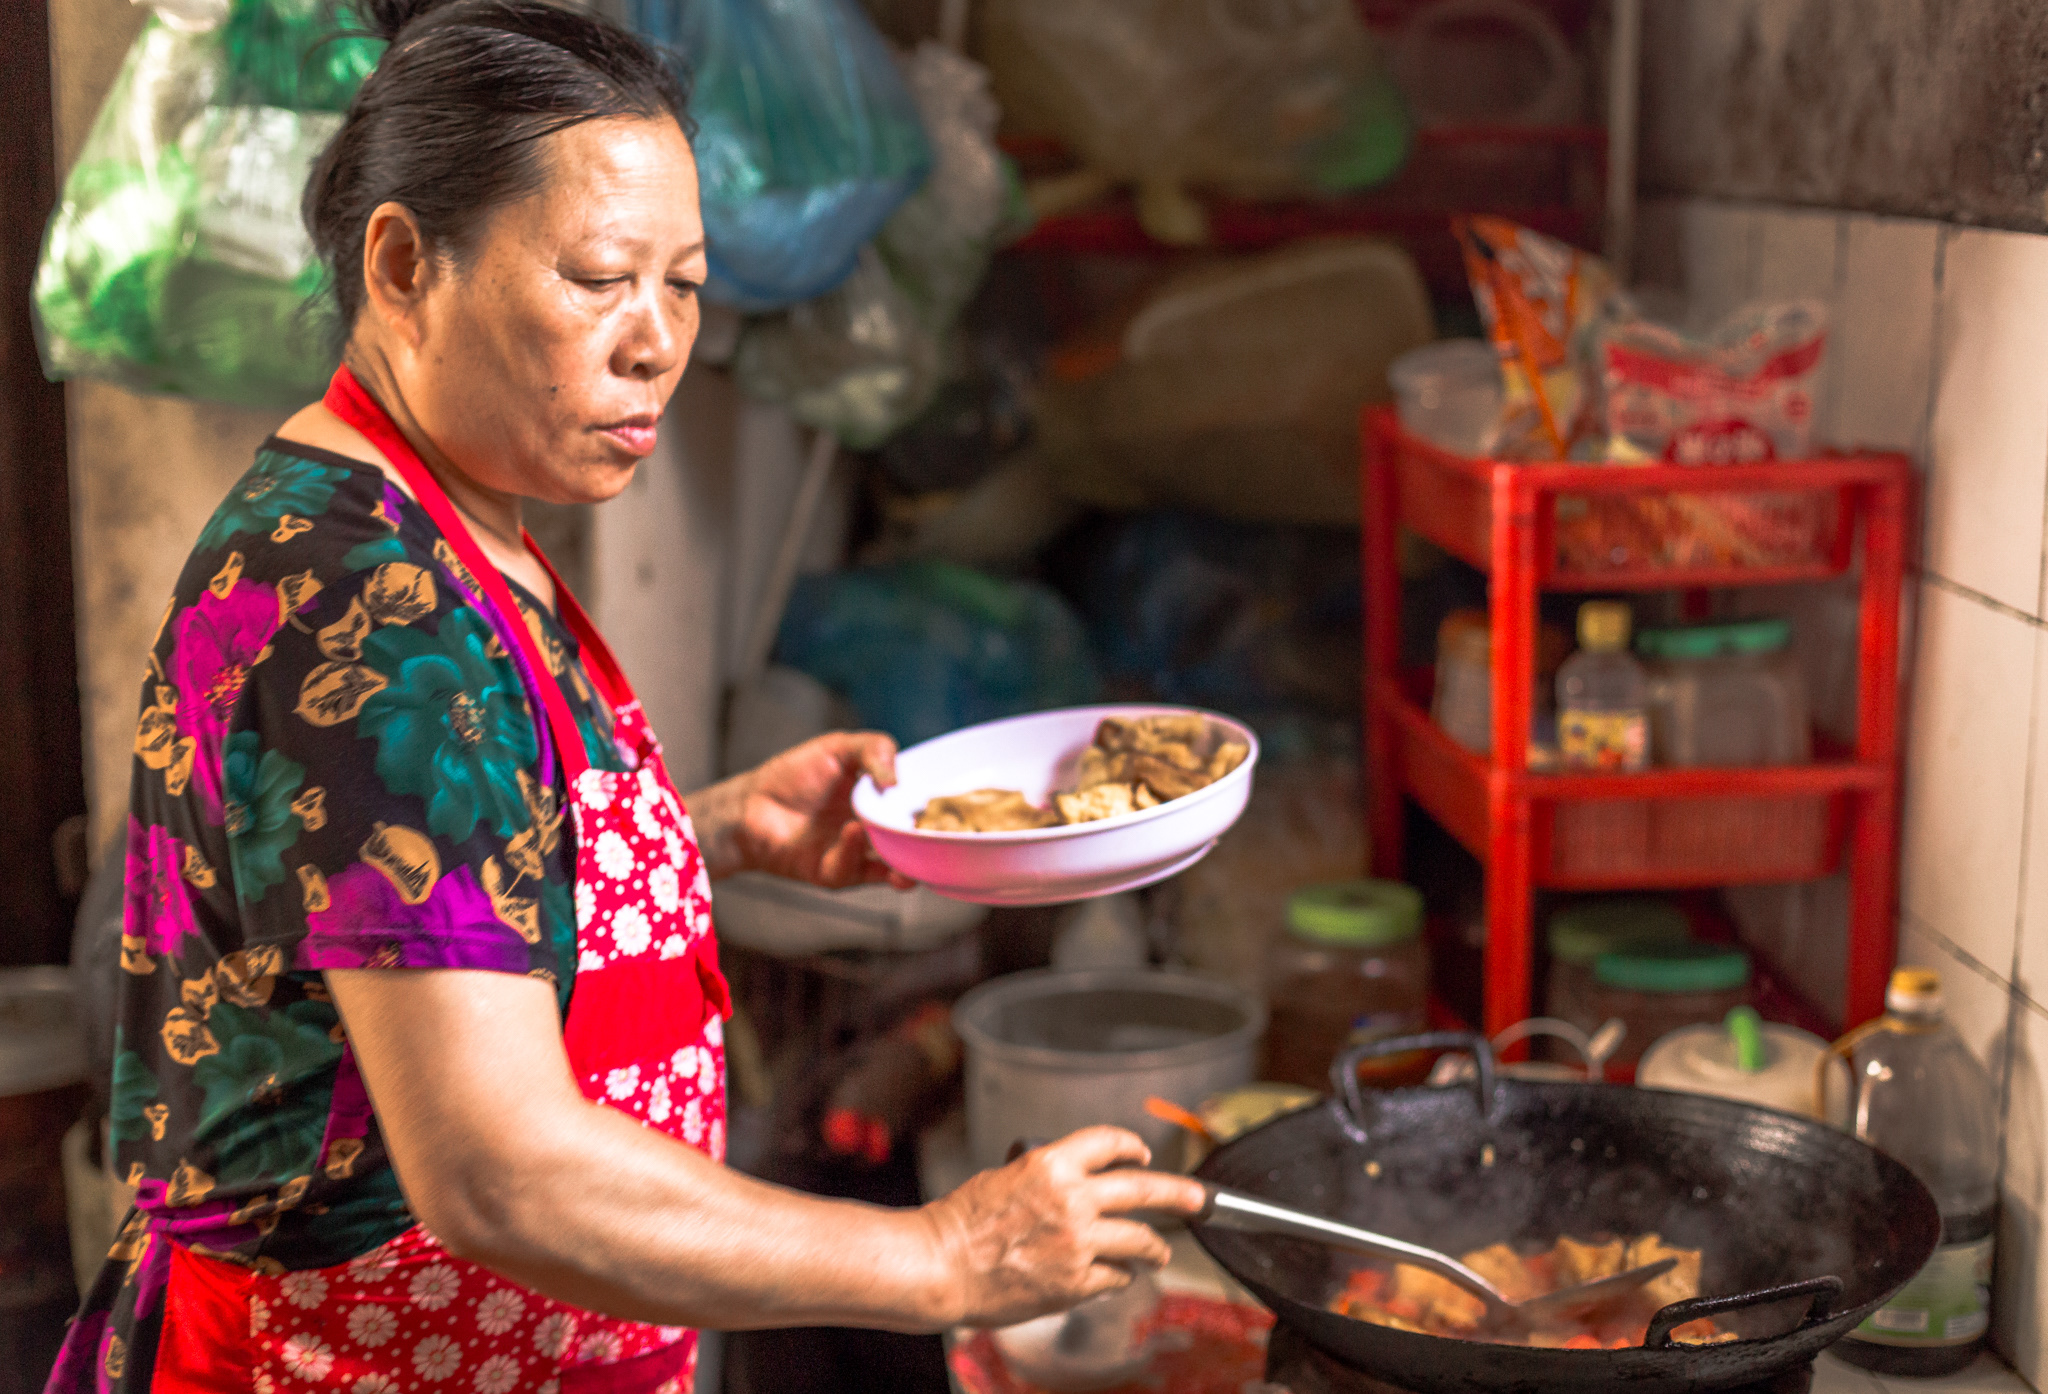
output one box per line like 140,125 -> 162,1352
50,2 -> 1203,1390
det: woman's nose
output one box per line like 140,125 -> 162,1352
614,288 -> 691,380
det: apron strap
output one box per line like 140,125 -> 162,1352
322,367 -> 597,784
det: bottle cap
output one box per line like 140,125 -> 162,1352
1577,601 -> 1632,652
1546,898 -> 1692,966
1287,880 -> 1424,948
1886,967 -> 1944,1017
1594,942 -> 1751,994
1635,617 -> 1793,660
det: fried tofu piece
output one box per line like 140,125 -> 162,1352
1390,1264 -> 1486,1332
1552,1236 -> 1628,1287
1624,1234 -> 1703,1309
1128,753 -> 1213,802
1056,783 -> 1137,824
1208,740 -> 1249,781
1461,1243 -> 1544,1304
915,789 -> 1059,832
1096,715 -> 1210,770
1073,745 -> 1131,791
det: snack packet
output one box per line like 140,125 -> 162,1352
1454,216 -> 1622,458
1602,300 -> 1829,463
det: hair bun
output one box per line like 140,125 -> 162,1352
354,0 -> 461,43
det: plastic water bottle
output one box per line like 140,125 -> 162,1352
1831,969 -> 1999,1377
1556,601 -> 1649,770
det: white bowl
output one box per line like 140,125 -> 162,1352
852,705 -> 1258,907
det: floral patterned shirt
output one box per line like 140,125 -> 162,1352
110,438 -> 627,1273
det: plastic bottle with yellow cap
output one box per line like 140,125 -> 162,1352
1557,601 -> 1649,771
1827,968 -> 1999,1376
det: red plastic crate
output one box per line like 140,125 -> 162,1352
1364,408 -> 1913,1036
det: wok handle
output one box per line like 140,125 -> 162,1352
1329,1032 -> 1497,1140
1644,1275 -> 1844,1349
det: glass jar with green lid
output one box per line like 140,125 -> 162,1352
1263,880 -> 1428,1090
1542,897 -> 1692,1049
1587,941 -> 1752,1072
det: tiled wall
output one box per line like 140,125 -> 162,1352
1639,198 -> 2048,1384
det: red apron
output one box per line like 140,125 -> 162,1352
149,369 -> 732,1393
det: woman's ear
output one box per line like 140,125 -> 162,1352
361,200 -> 438,348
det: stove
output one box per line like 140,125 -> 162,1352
1259,1326 -> 1818,1394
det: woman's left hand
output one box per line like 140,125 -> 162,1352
690,732 -> 913,889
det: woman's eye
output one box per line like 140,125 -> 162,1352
578,275 -> 630,290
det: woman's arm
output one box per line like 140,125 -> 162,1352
327,967 -> 1201,1331
686,731 -> 911,888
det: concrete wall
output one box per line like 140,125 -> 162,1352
1641,0 -> 2048,233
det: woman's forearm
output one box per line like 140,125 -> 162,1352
441,1089 -> 961,1330
328,967 -> 959,1331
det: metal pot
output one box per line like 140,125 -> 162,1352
953,968 -> 1266,1170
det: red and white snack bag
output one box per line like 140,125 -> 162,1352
1603,300 -> 1829,464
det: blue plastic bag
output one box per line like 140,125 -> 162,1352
625,0 -> 932,312
773,560 -> 1100,747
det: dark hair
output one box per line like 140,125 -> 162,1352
304,0 -> 690,336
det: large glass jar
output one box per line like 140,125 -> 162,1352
1542,897 -> 1693,1043
1585,943 -> 1753,1073
1264,881 -> 1428,1090
1637,617 -> 1810,767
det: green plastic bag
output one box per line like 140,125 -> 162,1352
33,1 -> 382,408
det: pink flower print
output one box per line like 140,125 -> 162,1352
648,1077 -> 673,1124
354,1378 -> 397,1394
280,1333 -> 334,1380
125,818 -> 200,958
347,1304 -> 397,1348
648,864 -> 680,914
279,1270 -> 328,1308
171,578 -> 282,817
605,1065 -> 641,1101
535,1312 -> 576,1359
475,1288 -> 525,1336
408,1264 -> 459,1310
249,1295 -> 271,1336
577,1330 -> 622,1363
593,830 -> 633,881
612,905 -> 652,956
472,1355 -> 520,1394
413,1333 -> 462,1380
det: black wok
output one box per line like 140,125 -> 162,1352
1190,1033 -> 1940,1394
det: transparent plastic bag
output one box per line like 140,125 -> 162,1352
625,0 -> 932,312
33,2 -> 379,407
983,0 -> 1408,198
733,43 -> 1022,447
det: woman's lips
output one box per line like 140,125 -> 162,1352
597,417 -> 660,456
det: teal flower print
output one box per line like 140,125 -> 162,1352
197,451 -> 348,550
223,730 -> 305,902
357,606 -> 537,842
192,1002 -> 339,1187
109,1033 -> 162,1145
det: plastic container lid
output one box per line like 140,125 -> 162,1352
1547,898 -> 1692,966
0,967 -> 85,1097
1594,942 -> 1751,994
1577,601 -> 1631,651
1636,617 -> 1793,660
1389,339 -> 1499,394
1637,1008 -> 1829,1117
1287,880 -> 1424,947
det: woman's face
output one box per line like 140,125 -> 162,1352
396,115 -> 705,506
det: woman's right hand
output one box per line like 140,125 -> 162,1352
917,1126 -> 1208,1329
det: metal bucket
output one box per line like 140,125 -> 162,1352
953,969 -> 1266,1170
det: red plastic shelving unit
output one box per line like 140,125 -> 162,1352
1361,407 -> 1913,1039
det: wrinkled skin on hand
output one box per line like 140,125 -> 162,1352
919,1126 -> 1208,1329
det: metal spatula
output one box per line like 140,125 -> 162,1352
1196,1185 -> 1677,1332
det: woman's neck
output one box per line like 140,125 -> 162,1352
345,347 -> 526,558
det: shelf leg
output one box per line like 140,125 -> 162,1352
1845,782 -> 1900,1027
1485,785 -> 1536,1039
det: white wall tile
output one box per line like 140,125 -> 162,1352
1902,582 -> 2036,977
1897,917 -> 2020,1077
1998,1002 -> 2047,1385
1926,227 -> 2048,616
1755,208 -> 1843,301
1678,200 -> 1760,329
1829,216 -> 1941,458
1633,198 -> 1685,293
2014,624 -> 2048,1009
